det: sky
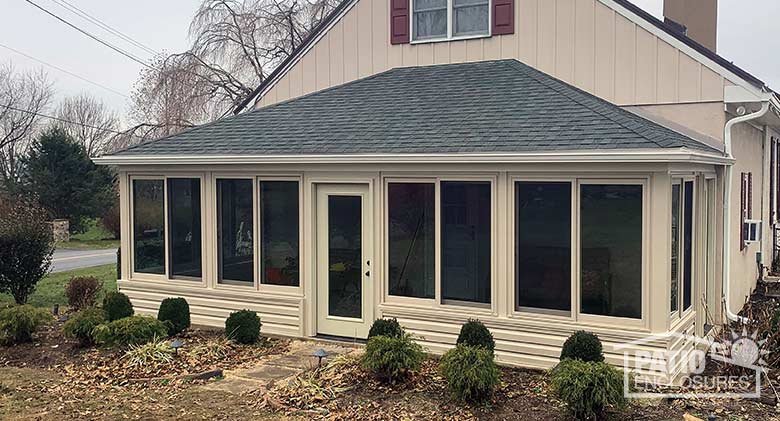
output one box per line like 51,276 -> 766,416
1,0 -> 779,127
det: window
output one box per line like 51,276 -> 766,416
682,181 -> 694,311
260,181 -> 300,287
580,184 -> 642,319
740,172 -> 753,250
388,183 -> 435,299
217,179 -> 254,284
441,181 -> 491,305
132,179 -> 165,274
515,182 -> 571,313
670,182 -> 680,314
412,0 -> 489,41
168,178 -> 202,279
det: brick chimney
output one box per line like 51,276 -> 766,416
663,0 -> 718,52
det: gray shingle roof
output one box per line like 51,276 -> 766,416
111,59 -> 719,157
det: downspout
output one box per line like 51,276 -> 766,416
722,102 -> 770,324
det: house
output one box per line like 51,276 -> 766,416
95,0 -> 780,384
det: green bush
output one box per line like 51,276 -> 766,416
361,333 -> 425,383
63,307 -> 105,347
368,318 -> 403,339
0,305 -> 53,343
157,297 -> 190,336
92,315 -> 168,346
225,310 -> 261,344
0,196 -> 55,305
560,331 -> 604,363
456,319 -> 495,352
64,276 -> 103,311
550,359 -> 627,420
103,291 -> 134,321
440,345 -> 500,402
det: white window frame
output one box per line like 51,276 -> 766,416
382,175 -> 497,315
410,0 -> 491,44
129,173 -> 207,287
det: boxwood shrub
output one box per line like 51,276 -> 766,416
560,331 -> 604,362
103,291 -> 134,322
368,318 -> 403,339
456,319 -> 495,352
225,310 -> 261,344
157,297 -> 190,336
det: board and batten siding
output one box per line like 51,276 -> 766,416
257,0 -> 726,109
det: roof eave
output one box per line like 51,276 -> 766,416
94,148 -> 732,166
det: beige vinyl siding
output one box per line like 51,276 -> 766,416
257,0 -> 726,109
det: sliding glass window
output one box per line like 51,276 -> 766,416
515,182 -> 571,313
682,181 -> 694,311
670,182 -> 681,313
132,179 -> 165,274
217,179 -> 254,284
259,181 -> 300,287
167,178 -> 202,279
580,184 -> 643,319
670,179 -> 694,315
387,182 -> 435,299
441,181 -> 491,305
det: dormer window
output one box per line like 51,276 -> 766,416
412,0 -> 489,42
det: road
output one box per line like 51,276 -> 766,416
51,248 -> 117,273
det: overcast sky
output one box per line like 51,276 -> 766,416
1,0 -> 778,126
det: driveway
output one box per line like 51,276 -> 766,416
51,248 -> 117,273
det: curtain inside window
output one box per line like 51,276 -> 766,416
413,0 -> 447,39
453,0 -> 489,36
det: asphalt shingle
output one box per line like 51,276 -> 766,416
111,59 -> 719,157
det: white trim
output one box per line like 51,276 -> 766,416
96,149 -> 733,166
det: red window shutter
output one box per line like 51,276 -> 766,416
492,0 -> 514,35
390,0 -> 410,45
740,172 -> 746,250
748,172 -> 753,218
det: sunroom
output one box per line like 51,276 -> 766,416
96,60 -> 730,382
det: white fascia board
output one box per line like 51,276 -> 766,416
600,0 -> 767,98
724,85 -> 774,104
94,149 -> 733,166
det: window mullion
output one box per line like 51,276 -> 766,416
447,0 -> 453,39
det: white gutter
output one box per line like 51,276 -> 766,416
722,102 -> 770,324
94,148 -> 733,166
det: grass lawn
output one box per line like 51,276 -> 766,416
0,264 -> 117,308
59,219 -> 119,250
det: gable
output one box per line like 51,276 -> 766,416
247,0 -> 765,112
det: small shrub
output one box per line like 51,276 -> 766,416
64,276 -> 103,311
551,359 -> 627,420
440,345 -> 500,402
103,291 -> 133,321
368,318 -> 403,339
101,204 -> 121,239
361,333 -> 425,383
63,307 -> 105,347
92,315 -> 168,346
0,305 -> 53,344
123,338 -> 174,367
560,331 -> 604,363
456,319 -> 495,352
225,310 -> 261,344
0,196 -> 55,304
157,297 -> 190,336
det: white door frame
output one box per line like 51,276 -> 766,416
315,183 -> 374,338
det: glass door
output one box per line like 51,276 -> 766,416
316,184 -> 373,338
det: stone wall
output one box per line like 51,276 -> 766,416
51,219 -> 69,243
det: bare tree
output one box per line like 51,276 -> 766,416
55,93 -> 120,157
128,0 -> 337,142
0,64 -> 52,191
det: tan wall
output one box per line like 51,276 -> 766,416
117,161 -> 723,384
625,102 -> 726,143
728,121 -> 765,309
257,0 -> 726,109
